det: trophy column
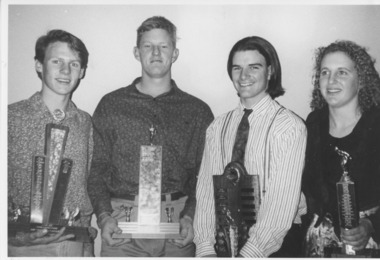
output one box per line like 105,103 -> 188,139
335,147 -> 358,256
115,125 -> 181,239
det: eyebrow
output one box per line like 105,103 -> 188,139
232,63 -> 264,68
321,66 -> 353,71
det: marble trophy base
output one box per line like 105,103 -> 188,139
113,222 -> 181,239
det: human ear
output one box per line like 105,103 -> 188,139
171,48 -> 179,63
267,65 -> 272,80
133,46 -> 141,62
35,59 -> 43,73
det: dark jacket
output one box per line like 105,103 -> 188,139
302,106 -> 380,242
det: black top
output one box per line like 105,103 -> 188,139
302,106 -> 380,242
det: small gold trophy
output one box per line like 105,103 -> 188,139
335,147 -> 358,255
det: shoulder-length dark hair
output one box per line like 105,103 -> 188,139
311,40 -> 380,112
227,36 -> 284,99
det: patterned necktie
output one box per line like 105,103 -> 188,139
231,109 -> 253,164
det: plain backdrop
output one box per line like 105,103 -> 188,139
3,1 -> 380,257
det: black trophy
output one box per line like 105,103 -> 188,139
213,161 -> 260,257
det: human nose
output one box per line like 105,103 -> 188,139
60,62 -> 70,74
152,45 -> 160,56
240,67 -> 250,80
328,72 -> 337,84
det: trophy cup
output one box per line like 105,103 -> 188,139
213,161 -> 259,257
8,116 -> 91,243
114,125 -> 181,239
325,147 -> 369,257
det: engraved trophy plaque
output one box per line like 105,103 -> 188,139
8,121 -> 91,243
115,125 -> 181,239
213,161 -> 259,257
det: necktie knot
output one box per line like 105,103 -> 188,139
243,109 -> 253,116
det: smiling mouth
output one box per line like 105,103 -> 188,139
240,82 -> 254,87
327,88 -> 341,93
56,79 -> 71,84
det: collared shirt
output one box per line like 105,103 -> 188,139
194,94 -> 307,257
87,77 -> 214,220
8,92 -> 93,226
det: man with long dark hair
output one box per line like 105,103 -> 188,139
194,36 -> 307,257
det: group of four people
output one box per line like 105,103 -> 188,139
8,15 -> 380,257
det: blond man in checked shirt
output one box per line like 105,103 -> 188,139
194,36 -> 307,257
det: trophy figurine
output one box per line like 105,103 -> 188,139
114,125 -> 181,239
8,119 -> 91,243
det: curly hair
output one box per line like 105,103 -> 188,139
311,40 -> 380,112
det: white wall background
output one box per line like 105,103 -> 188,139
4,1 -> 380,257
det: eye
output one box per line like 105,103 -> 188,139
143,43 -> 151,49
338,70 -> 348,76
249,65 -> 260,70
320,69 -> 329,76
70,62 -> 81,68
232,66 -> 241,71
51,59 -> 61,65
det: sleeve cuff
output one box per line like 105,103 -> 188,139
195,241 -> 216,257
239,241 -> 266,258
96,211 -> 112,228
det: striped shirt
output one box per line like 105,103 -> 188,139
194,94 -> 307,257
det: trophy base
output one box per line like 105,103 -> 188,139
113,222 -> 182,239
8,222 -> 92,243
324,247 -> 380,258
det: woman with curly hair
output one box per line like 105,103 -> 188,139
302,40 -> 380,257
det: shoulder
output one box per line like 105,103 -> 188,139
305,108 -> 326,126
176,88 -> 212,112
8,98 -> 35,125
100,86 -> 131,103
94,85 -> 133,115
207,110 -> 235,133
8,98 -> 31,115
365,106 -> 380,122
271,103 -> 306,134
74,106 -> 92,124
362,106 -> 380,134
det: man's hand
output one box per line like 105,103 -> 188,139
9,227 -> 74,247
341,218 -> 374,251
100,215 -> 131,246
168,215 -> 194,247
